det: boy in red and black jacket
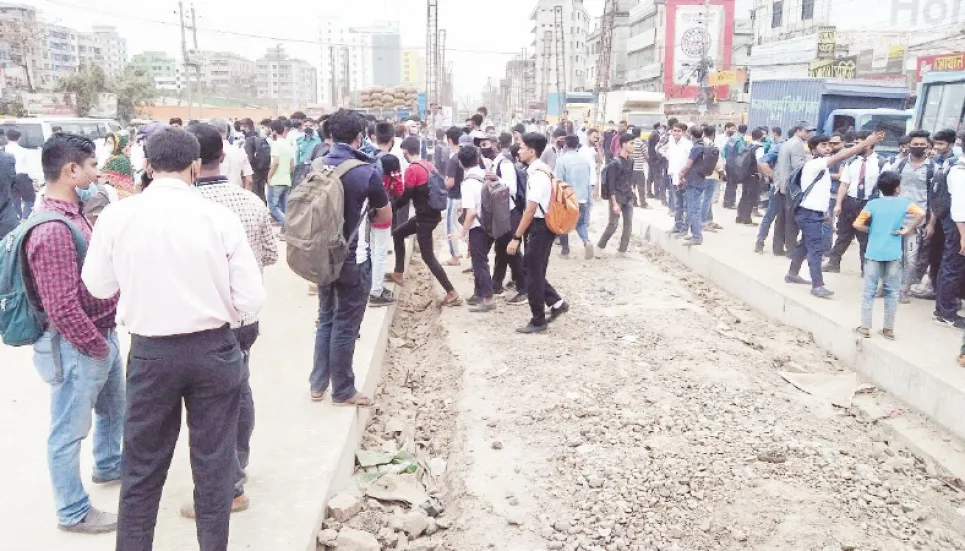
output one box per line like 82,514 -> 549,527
368,122 -> 402,307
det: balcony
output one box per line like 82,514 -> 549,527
626,63 -> 662,83
626,28 -> 656,54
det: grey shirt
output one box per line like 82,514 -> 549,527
775,136 -> 808,193
897,159 -> 931,212
541,145 -> 559,170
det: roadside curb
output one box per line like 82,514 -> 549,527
632,211 -> 965,444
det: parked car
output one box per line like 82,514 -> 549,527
0,117 -> 123,187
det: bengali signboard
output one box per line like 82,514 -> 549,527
708,68 -> 747,86
816,26 -> 836,60
21,92 -> 75,116
808,56 -> 858,79
917,52 -> 965,81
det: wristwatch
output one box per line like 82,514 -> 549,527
512,235 -> 522,242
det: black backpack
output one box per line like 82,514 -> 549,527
496,154 -> 528,211
251,136 -> 272,173
931,159 -> 959,220
787,165 -> 827,211
729,144 -> 761,183
696,144 -> 720,178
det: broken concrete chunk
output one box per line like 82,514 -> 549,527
316,528 -> 338,546
401,510 -> 429,537
327,493 -> 362,523
365,473 -> 430,506
336,527 -> 380,551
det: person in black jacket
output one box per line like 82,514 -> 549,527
240,118 -> 267,202
598,133 -> 636,254
648,123 -> 665,203
0,147 -> 17,239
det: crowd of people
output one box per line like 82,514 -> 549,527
4,98 -> 965,551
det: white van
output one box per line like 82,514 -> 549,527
0,117 -> 123,187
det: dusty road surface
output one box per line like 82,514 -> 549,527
324,234 -> 965,551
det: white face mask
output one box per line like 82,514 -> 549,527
955,145 -> 964,158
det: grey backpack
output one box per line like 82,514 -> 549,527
478,175 -> 512,239
285,158 -> 367,285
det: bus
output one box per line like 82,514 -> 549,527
915,70 -> 965,134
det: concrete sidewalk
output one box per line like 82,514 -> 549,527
0,246 -> 400,551
611,199 -> 965,440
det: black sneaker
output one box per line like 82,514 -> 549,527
821,263 -> 840,273
506,281 -> 516,291
507,292 -> 528,305
548,301 -> 569,322
467,295 -> 480,306
369,293 -> 395,307
516,323 -> 548,334
934,313 -> 965,329
493,286 -> 505,295
754,243 -> 764,254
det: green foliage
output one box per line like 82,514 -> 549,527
56,64 -> 154,123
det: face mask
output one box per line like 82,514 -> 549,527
76,182 -> 97,202
954,145 -> 963,157
909,146 -> 927,158
481,147 -> 495,160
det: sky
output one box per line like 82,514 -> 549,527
17,0 -> 607,107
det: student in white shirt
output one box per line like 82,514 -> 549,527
506,132 -> 569,334
81,127 -> 265,550
785,131 -> 883,298
453,145 -> 497,312
212,118 -> 254,190
660,123 -> 692,230
490,132 -> 527,303
824,130 -> 882,274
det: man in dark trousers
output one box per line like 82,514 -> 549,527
0,144 -> 17,239
598,133 -> 636,254
240,118 -> 268,202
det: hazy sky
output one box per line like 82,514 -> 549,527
19,0 -> 608,106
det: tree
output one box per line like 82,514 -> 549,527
0,14 -> 44,93
57,64 -> 108,117
114,67 -> 154,122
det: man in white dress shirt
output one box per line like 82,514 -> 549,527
82,127 -> 265,551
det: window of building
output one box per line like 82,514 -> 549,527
802,0 -> 814,20
772,1 -> 783,27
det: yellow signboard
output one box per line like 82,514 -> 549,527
708,68 -> 746,86
816,26 -> 836,60
808,56 -> 857,79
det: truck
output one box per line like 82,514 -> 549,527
595,90 -> 665,137
914,69 -> 965,134
748,78 -> 911,155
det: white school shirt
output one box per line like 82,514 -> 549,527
495,153 -> 518,211
460,166 -> 486,230
81,178 -> 266,336
665,137 -> 693,186
527,160 -> 553,218
221,139 -> 254,188
840,153 -> 881,200
798,157 -> 833,213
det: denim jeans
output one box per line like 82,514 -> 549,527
266,184 -> 289,229
862,259 -> 901,329
598,202 -> 634,252
560,202 -> 592,251
311,259 -> 372,401
757,192 -> 779,246
446,198 -> 463,258
32,331 -> 124,526
822,181 -> 840,254
366,224 -> 392,297
673,185 -> 686,233
685,181 -> 707,241
702,179 -> 717,223
789,208 -> 826,288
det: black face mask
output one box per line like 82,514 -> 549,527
909,146 -> 927,158
304,128 -> 314,137
481,147 -> 496,160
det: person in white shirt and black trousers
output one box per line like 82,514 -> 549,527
823,130 -> 882,274
82,127 -> 266,551
507,132 -> 569,334
785,132 -> 882,298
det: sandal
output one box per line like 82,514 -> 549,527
332,392 -> 374,408
878,329 -> 895,341
854,326 -> 870,338
439,295 -> 463,308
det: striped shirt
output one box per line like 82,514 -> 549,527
632,139 -> 647,172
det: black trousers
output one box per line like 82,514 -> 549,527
493,209 -> 526,291
251,171 -> 267,203
633,171 -> 648,205
468,227 -> 495,299
232,322 -> 259,497
723,172 -> 739,208
772,192 -> 788,255
736,177 -> 761,223
117,325 -> 243,551
393,216 -> 454,293
598,202 -> 634,252
525,219 -> 563,327
649,160 -> 667,200
828,196 -> 869,269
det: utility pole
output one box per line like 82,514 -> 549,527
178,0 -> 191,119
276,43 -> 283,116
541,30 -> 552,113
426,0 -> 439,109
190,2 -> 201,119
595,0 -> 616,123
329,45 -> 336,108
553,5 -> 566,118
697,0 -> 713,115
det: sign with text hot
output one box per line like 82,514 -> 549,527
816,26 -> 836,60
808,56 -> 858,79
917,52 -> 965,81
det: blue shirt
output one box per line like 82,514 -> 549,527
861,196 -> 918,262
686,142 -> 706,186
556,149 -> 593,203
323,143 -> 389,263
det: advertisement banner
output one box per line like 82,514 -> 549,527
808,56 -> 858,79
708,68 -> 746,86
816,26 -> 836,60
671,4 -> 725,86
21,92 -> 75,116
917,52 -> 965,81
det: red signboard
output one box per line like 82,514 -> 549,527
663,0 -> 735,100
917,53 -> 965,82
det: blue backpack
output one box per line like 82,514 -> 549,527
0,213 -> 87,346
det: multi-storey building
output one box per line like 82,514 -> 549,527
196,51 -> 256,97
38,23 -> 76,87
318,18 -> 402,107
0,3 -> 41,91
401,49 -> 425,89
81,26 -> 126,77
584,0 -> 638,94
256,45 -> 317,112
130,51 -> 178,91
531,0 -> 592,100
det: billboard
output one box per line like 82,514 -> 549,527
21,92 -> 75,116
663,0 -> 734,100
917,52 -> 965,82
808,56 -> 858,79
